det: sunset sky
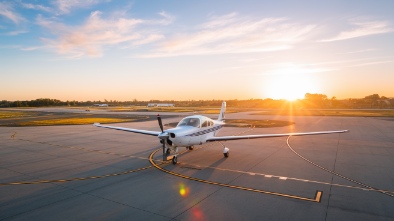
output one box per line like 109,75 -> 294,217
1,0 -> 393,101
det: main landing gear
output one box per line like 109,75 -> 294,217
223,147 -> 229,158
219,142 -> 230,158
166,146 -> 178,165
169,145 -> 228,165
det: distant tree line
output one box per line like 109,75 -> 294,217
291,93 -> 393,109
0,98 -> 64,107
1,94 -> 393,109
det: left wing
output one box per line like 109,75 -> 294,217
206,130 -> 348,142
94,123 -> 160,136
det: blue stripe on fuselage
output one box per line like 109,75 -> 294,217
185,125 -> 222,137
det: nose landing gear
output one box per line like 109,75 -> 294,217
165,147 -> 178,165
172,156 -> 178,164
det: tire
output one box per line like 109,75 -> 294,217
172,156 -> 178,165
224,152 -> 229,158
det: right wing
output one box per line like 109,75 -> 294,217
94,123 -> 160,136
206,130 -> 349,142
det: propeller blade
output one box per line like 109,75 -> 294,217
157,114 -> 166,161
157,114 -> 164,132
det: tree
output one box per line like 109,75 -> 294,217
364,94 -> 380,108
304,93 -> 328,108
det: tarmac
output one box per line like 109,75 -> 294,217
1,110 -> 393,220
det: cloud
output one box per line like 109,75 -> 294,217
36,11 -> 173,57
199,12 -> 239,29
300,56 -> 394,72
131,34 -> 165,47
6,29 -> 28,35
137,13 -> 316,58
20,46 -> 41,51
320,18 -> 393,42
52,0 -> 109,14
157,11 -> 175,25
341,48 -> 376,54
20,2 -> 52,13
0,2 -> 24,24
346,60 -> 394,67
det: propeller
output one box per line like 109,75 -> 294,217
157,114 -> 164,133
157,114 -> 168,161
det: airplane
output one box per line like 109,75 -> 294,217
94,101 -> 348,165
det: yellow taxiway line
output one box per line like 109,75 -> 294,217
149,149 -> 322,203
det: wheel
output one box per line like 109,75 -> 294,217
223,147 -> 229,158
172,156 -> 178,165
166,148 -> 171,156
187,146 -> 194,150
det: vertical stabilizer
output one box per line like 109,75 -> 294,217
218,101 -> 226,121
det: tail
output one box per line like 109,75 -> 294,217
218,101 -> 226,121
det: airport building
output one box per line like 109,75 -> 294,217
147,103 -> 175,107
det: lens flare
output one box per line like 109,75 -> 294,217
179,183 -> 189,197
192,207 -> 204,220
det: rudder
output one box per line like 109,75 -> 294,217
218,101 -> 226,121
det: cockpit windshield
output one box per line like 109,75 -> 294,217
177,118 -> 200,128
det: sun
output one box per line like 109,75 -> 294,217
262,65 -> 320,101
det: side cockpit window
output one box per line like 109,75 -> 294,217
177,118 -> 201,128
202,120 -> 214,127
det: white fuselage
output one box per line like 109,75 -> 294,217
162,115 -> 223,147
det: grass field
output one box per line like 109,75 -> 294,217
109,107 -> 195,112
0,110 -> 151,126
224,119 -> 294,128
254,109 -> 394,117
1,107 -> 392,127
17,118 -> 136,126
108,106 -> 239,114
0,111 -> 32,119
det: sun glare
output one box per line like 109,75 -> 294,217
262,65 -> 320,101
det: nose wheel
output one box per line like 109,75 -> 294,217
172,156 -> 178,164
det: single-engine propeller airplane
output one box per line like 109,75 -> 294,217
94,102 -> 348,164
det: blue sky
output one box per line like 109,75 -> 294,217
1,0 -> 393,101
